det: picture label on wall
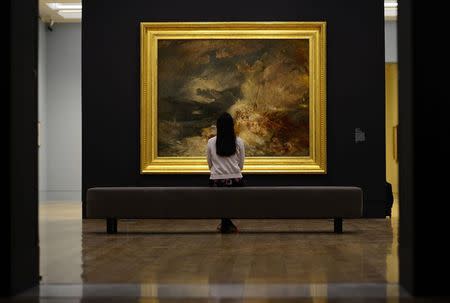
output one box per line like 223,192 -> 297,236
141,22 -> 326,173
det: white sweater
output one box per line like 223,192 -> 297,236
207,136 -> 245,180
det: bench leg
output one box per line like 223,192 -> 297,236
107,218 -> 117,234
334,218 -> 343,233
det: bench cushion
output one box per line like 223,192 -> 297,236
86,187 -> 362,219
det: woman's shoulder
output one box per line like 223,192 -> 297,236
236,137 -> 245,145
208,136 -> 216,144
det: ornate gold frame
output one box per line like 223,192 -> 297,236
141,22 -> 326,174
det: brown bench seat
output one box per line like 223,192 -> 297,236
86,186 -> 363,234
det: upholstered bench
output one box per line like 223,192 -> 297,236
86,186 -> 362,234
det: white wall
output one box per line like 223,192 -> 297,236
38,21 -> 48,202
39,23 -> 82,201
385,21 -> 397,62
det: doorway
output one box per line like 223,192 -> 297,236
385,63 -> 399,217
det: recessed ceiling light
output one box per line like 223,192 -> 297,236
384,2 -> 398,8
384,0 -> 397,20
57,10 -> 82,19
58,9 -> 82,13
47,3 -> 82,10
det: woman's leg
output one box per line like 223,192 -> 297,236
211,178 -> 241,233
221,178 -> 243,233
221,218 -> 229,229
220,218 -> 237,233
210,179 -> 229,232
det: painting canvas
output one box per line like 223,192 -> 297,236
141,22 -> 326,173
158,39 -> 310,157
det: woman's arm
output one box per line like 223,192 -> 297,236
206,142 -> 213,169
238,139 -> 245,170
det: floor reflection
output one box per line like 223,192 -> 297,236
39,202 -> 83,283
18,282 -> 409,301
80,219 -> 395,284
9,298 -> 450,303
39,202 -> 398,285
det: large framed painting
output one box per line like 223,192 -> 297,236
141,22 -> 326,173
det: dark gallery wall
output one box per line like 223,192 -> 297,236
82,0 -> 386,217
4,0 -> 39,296
398,0 -> 450,296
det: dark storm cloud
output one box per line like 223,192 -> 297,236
157,39 -> 310,157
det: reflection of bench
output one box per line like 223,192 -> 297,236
86,187 -> 363,234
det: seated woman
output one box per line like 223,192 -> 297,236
207,112 -> 245,233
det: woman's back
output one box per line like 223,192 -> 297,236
207,136 -> 245,180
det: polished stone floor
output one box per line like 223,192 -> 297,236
6,298 -> 450,303
12,201 -> 415,302
39,202 -> 399,285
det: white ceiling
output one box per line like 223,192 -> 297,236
384,0 -> 398,21
39,0 -> 81,23
39,0 -> 397,24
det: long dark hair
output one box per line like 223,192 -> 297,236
216,112 -> 236,156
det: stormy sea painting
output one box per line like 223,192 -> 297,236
157,39 -> 310,157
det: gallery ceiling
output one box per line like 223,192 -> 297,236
39,0 -> 397,25
39,0 -> 81,23
384,0 -> 398,21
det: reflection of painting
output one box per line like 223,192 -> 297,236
158,39 -> 309,157
141,22 -> 326,173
